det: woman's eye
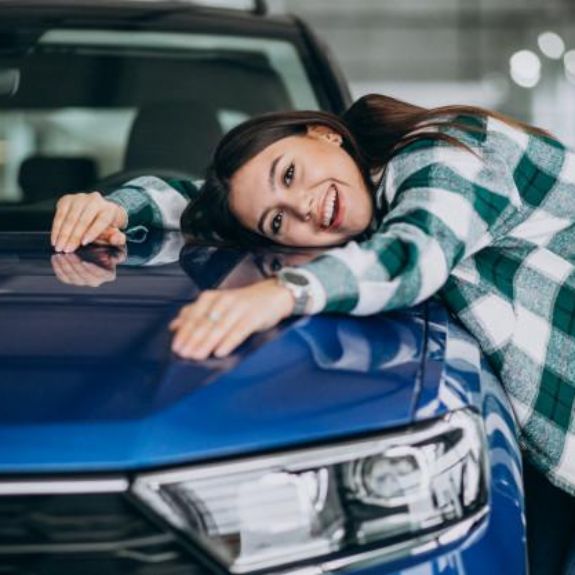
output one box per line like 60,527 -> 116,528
283,163 -> 295,187
271,212 -> 284,235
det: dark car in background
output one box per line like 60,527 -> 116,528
0,2 -> 526,574
0,0 -> 348,227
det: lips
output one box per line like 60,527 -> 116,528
319,184 -> 341,230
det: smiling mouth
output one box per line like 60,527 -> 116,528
320,185 -> 341,230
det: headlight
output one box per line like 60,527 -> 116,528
132,409 -> 488,573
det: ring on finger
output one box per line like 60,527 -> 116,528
207,310 -> 222,323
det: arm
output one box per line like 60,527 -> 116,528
51,176 -> 200,252
107,176 -> 200,231
169,139 -> 522,360
281,143 -> 518,315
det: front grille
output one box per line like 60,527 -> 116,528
0,491 -> 214,575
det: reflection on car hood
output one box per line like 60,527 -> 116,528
0,233 -> 470,473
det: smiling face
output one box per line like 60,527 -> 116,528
228,125 -> 374,247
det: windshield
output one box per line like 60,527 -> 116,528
0,27 -> 320,229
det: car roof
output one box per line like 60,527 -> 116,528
0,0 -> 295,34
0,0 -> 350,113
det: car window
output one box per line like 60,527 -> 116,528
0,27 -> 320,227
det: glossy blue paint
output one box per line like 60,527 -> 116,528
317,314 -> 527,575
0,233 -> 448,472
0,232 -> 526,574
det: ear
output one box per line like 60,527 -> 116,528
306,124 -> 343,147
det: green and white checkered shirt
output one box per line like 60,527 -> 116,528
108,115 -> 575,495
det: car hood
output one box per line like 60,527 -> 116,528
0,232 -> 466,474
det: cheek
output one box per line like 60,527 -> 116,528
282,227 -> 316,247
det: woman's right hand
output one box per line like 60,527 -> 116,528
51,191 -> 128,253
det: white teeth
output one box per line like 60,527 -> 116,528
322,187 -> 337,227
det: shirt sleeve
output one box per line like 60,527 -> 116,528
121,231 -> 186,267
281,140 -> 520,315
106,175 -> 201,230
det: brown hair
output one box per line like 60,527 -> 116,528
181,94 -> 551,244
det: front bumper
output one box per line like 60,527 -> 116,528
0,456 -> 526,575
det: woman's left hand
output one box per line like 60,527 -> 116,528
169,278 -> 295,359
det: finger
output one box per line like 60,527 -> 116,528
171,316 -> 207,356
176,307 -> 243,360
170,297 -> 235,357
80,211 -> 116,246
93,229 -> 127,248
171,292 -> 218,324
108,230 -> 127,247
54,196 -> 89,251
172,316 -> 228,359
62,199 -> 108,253
51,196 -> 74,247
54,195 -> 91,252
213,316 -> 259,358
169,307 -> 200,331
92,228 -> 119,246
169,302 -> 207,349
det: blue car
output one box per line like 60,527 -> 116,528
0,1 -> 526,573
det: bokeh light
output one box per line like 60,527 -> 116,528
537,31 -> 565,60
509,50 -> 541,88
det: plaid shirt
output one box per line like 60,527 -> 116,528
108,116 -> 575,495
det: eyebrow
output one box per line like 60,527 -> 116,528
257,154 -> 283,235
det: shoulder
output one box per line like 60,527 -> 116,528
384,113 -> 564,192
391,113 -> 486,164
383,118 -> 486,202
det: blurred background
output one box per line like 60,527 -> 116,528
268,0 -> 575,146
2,0 -> 575,208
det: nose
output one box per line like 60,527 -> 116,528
289,187 -> 314,222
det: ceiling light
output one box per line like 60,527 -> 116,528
537,31 -> 565,60
509,50 -> 541,88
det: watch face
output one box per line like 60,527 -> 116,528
282,271 -> 309,287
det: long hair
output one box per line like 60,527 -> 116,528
181,94 -> 551,244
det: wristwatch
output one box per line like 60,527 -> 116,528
276,270 -> 312,315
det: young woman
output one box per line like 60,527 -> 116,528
51,94 -> 575,549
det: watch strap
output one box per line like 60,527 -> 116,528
276,270 -> 311,315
